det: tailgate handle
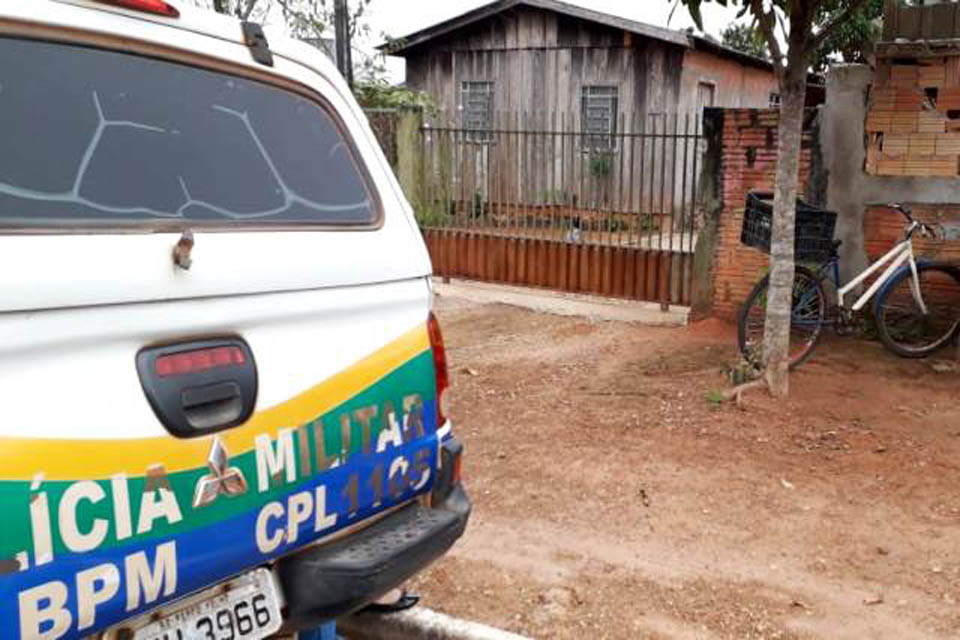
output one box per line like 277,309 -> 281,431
182,382 -> 243,431
136,338 -> 258,438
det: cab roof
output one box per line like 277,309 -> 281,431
8,0 -> 339,84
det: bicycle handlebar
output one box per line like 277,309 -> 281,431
887,202 -> 913,220
887,202 -> 940,238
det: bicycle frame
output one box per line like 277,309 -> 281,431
836,236 -> 926,313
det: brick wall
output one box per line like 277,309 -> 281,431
867,57 -> 960,177
710,109 -> 816,320
865,204 -> 960,263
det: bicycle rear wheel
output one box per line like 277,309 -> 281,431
738,266 -> 827,370
875,263 -> 960,358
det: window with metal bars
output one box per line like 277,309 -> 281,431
580,85 -> 619,151
460,81 -> 494,143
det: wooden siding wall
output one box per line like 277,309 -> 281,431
408,7 -> 694,217
883,0 -> 960,42
404,5 -> 685,119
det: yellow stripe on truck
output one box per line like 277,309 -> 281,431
0,325 -> 430,481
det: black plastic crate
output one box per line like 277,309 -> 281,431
741,191 -> 837,262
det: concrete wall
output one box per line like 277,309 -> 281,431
822,64 -> 960,283
677,49 -> 779,115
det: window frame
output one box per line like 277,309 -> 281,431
0,31 -> 384,234
696,81 -> 716,114
459,80 -> 495,144
580,85 -> 619,152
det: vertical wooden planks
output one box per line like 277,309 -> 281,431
623,247 -> 637,300
612,247 -> 626,298
658,252 -> 672,308
422,229 -> 695,304
600,246 -> 613,296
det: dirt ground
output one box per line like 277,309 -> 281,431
409,294 -> 960,639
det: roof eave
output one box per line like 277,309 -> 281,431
378,0 -> 691,56
690,36 -> 774,72
377,0 -> 519,56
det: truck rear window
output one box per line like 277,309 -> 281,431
0,37 -> 377,228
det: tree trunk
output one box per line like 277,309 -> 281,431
762,64 -> 808,398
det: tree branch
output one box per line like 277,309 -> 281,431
721,379 -> 769,407
750,0 -> 785,77
807,0 -> 871,56
240,0 -> 258,20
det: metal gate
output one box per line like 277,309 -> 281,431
416,111 -> 702,307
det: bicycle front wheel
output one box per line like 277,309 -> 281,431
875,263 -> 960,358
738,265 -> 827,370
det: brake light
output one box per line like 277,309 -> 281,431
95,0 -> 180,17
450,449 -> 462,485
427,312 -> 450,425
156,346 -> 245,377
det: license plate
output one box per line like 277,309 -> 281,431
132,569 -> 282,640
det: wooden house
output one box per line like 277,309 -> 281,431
378,0 -> 796,244
382,0 -> 783,125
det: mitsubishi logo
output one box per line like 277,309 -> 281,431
193,437 -> 248,508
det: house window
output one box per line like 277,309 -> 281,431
769,92 -> 782,108
460,81 -> 494,143
697,81 -> 716,113
581,85 -> 619,150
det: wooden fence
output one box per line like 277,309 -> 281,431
424,231 -> 682,303
883,0 -> 960,41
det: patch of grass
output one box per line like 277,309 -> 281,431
415,203 -> 450,228
706,389 -> 727,406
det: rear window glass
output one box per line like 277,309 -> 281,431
0,37 -> 377,227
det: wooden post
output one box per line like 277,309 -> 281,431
883,0 -> 898,41
334,0 -> 353,87
396,108 -> 425,213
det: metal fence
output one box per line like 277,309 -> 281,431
416,111 -> 702,305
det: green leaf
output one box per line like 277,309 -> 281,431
721,22 -> 769,59
670,0 -> 882,70
688,3 -> 704,31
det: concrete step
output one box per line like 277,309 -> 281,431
433,278 -> 690,327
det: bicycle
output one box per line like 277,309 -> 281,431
737,195 -> 960,369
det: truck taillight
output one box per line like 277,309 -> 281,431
155,346 -> 245,377
95,0 -> 180,17
427,312 -> 450,425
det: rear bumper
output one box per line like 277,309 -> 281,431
276,442 -> 470,629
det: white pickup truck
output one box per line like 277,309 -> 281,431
0,1 -> 470,638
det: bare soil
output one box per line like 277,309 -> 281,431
410,295 -> 960,639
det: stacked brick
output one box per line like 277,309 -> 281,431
867,58 -> 960,177
711,109 -> 814,320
